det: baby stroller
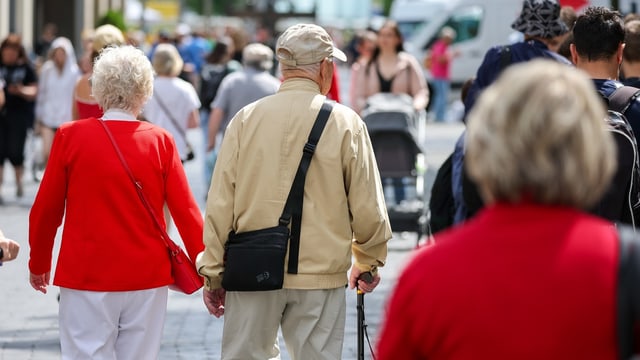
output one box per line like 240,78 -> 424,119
362,93 -> 428,243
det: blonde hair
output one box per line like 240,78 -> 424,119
92,24 -> 125,53
152,43 -> 183,77
92,45 -> 154,113
440,26 -> 457,40
466,59 -> 615,209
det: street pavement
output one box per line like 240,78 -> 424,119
0,65 -> 465,359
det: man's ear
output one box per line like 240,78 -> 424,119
569,43 -> 579,65
318,59 -> 331,94
618,42 -> 626,65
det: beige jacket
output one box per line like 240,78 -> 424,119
352,51 -> 429,114
197,78 -> 392,290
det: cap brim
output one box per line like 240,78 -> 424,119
332,48 -> 347,62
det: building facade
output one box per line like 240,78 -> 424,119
0,0 -> 125,54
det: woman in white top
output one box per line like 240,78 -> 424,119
35,37 -> 80,168
144,43 -> 200,163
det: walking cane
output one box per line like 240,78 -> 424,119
357,272 -> 374,360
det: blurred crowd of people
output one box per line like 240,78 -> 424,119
0,22 -> 280,204
11,1 -> 640,358
15,20 -> 394,359
0,17 -> 435,206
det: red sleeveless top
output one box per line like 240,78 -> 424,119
75,98 -> 103,119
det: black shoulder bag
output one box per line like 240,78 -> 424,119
221,100 -> 334,291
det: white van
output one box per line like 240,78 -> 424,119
392,0 -> 522,86
393,0 -> 638,86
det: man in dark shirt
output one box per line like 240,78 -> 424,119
34,23 -> 57,63
571,6 -> 640,226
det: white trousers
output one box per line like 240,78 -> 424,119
59,287 -> 168,360
222,287 -> 346,360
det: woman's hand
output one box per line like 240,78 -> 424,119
30,272 -> 51,294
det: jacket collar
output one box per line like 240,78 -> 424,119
278,77 -> 321,94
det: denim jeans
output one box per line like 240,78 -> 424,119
431,78 -> 450,122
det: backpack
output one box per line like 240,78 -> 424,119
199,64 -> 230,110
595,86 -> 640,228
428,153 -> 455,234
444,84 -> 640,230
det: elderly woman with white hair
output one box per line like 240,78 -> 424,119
28,46 -> 204,359
377,60 -> 629,359
144,43 -> 200,163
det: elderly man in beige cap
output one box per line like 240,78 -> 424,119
197,24 -> 391,359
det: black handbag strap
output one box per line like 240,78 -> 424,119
279,99 -> 334,274
617,225 -> 640,359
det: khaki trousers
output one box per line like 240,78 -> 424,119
222,287 -> 346,360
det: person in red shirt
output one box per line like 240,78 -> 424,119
377,60 -> 626,359
429,26 -> 459,122
28,45 -> 204,359
73,24 -> 126,120
326,61 -> 341,103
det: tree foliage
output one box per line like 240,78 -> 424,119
96,10 -> 127,31
382,0 -> 393,16
185,0 -> 243,15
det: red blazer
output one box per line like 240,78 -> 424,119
377,203 -> 618,359
29,118 -> 204,291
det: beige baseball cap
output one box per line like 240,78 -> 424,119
276,24 -> 347,67
243,43 -> 274,70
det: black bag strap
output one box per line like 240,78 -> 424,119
279,99 -> 334,274
609,86 -> 640,115
617,225 -> 640,359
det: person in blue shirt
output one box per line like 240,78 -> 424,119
448,0 -> 572,226
175,24 -> 210,86
463,0 -> 571,117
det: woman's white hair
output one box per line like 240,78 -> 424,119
466,59 -> 616,209
92,45 -> 154,113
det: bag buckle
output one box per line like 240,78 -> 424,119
303,143 -> 316,155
